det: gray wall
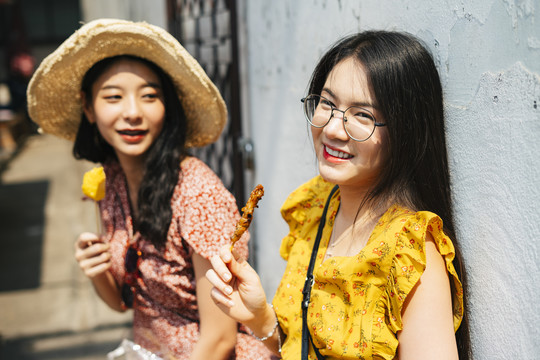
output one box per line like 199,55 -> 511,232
81,0 -> 167,28
241,1 -> 540,359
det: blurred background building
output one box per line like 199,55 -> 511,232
0,0 -> 538,359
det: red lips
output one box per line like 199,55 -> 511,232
118,129 -> 148,143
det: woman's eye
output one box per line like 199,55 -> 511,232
104,95 -> 121,101
350,108 -> 375,122
320,99 -> 334,109
358,111 -> 373,119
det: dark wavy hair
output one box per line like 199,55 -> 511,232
73,55 -> 188,247
307,31 -> 471,358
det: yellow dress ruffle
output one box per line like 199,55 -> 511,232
273,176 -> 464,360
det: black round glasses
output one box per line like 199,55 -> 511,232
301,94 -> 386,142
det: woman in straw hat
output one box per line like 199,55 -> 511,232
206,31 -> 470,359
27,19 -> 276,360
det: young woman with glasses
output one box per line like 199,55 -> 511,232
27,19 -> 276,360
207,30 -> 471,359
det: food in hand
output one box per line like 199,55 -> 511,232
230,184 -> 264,250
82,167 -> 106,201
82,166 -> 106,236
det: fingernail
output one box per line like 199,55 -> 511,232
223,273 -> 231,281
225,286 -> 233,295
228,300 -> 235,307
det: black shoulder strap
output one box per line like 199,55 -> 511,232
301,185 -> 339,360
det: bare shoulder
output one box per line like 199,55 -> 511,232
397,232 -> 458,360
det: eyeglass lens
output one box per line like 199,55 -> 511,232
303,94 -> 377,141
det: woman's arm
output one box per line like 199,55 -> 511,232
75,232 -> 126,312
206,246 -> 282,356
190,252 -> 237,360
397,233 -> 458,359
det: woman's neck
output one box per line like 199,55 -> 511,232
116,154 -> 145,216
326,184 -> 390,258
336,185 -> 385,222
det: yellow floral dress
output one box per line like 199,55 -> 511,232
272,176 -> 464,360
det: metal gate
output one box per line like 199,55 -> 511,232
167,0 -> 247,208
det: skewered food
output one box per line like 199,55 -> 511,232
230,184 -> 264,250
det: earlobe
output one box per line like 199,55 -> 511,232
81,91 -> 94,123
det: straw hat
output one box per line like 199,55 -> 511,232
27,18 -> 227,148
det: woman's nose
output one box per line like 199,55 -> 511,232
324,110 -> 349,140
123,97 -> 142,122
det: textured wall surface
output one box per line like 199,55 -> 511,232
81,0 -> 167,28
242,1 -> 540,358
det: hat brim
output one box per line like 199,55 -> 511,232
27,18 -> 227,148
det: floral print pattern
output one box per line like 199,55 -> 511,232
100,157 -> 275,360
273,176 -> 464,360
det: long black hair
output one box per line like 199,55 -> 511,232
307,31 -> 471,358
73,55 -> 188,248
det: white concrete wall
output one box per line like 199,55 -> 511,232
80,0 -> 167,28
241,1 -> 540,359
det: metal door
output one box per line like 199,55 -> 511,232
167,0 -> 247,208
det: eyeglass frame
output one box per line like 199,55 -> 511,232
301,94 -> 386,142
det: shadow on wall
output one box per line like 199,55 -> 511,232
0,180 -> 48,292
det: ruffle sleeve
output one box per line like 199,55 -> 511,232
278,176 -> 336,261
383,211 -> 464,335
174,158 -> 248,260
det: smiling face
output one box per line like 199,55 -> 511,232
83,58 -> 165,167
311,57 -> 388,191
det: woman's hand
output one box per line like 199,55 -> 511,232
74,232 -> 125,312
206,246 -> 270,327
74,232 -> 112,278
207,246 -> 282,356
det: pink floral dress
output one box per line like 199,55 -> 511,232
100,157 -> 275,360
